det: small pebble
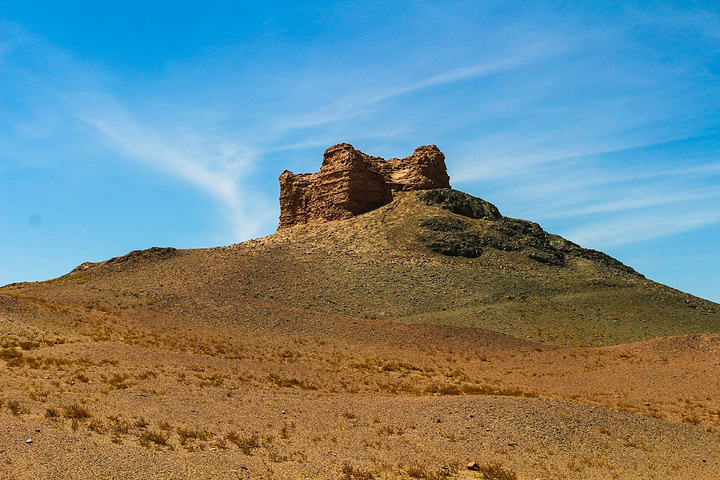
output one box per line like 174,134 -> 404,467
26,439 -> 32,444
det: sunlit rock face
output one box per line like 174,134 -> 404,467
278,143 -> 450,229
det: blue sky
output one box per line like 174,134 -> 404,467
1,1 -> 719,302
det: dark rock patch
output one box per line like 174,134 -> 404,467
420,216 -> 472,233
417,231 -> 484,258
417,189 -> 501,220
490,218 -> 565,266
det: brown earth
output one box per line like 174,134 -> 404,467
1,190 -> 719,479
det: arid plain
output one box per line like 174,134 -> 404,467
2,187 -> 720,479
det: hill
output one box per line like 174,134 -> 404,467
22,188 -> 718,347
1,145 -> 719,478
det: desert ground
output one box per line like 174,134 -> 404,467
2,191 -> 719,479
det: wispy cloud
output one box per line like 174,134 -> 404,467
565,207 -> 720,248
79,108 -> 267,238
271,40 -> 567,134
1,26 -> 273,240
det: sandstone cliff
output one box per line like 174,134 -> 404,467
278,143 -> 450,229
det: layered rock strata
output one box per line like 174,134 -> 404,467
278,143 -> 450,229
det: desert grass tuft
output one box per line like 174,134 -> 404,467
107,415 -> 130,434
267,373 -> 318,390
476,461 -> 518,480
6,400 -> 26,416
339,462 -> 376,480
225,431 -> 260,454
45,407 -> 60,418
138,430 -> 169,447
63,403 -> 92,420
176,426 -> 213,445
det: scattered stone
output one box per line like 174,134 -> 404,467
105,247 -> 178,265
550,234 -> 643,277
467,461 -> 480,471
26,439 -> 32,444
417,215 -> 483,258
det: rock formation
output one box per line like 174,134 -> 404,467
415,189 -> 643,275
278,143 -> 450,229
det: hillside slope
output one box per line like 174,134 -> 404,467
15,189 -> 717,347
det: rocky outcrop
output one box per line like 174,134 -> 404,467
417,189 -> 501,221
416,189 -> 644,276
278,143 -> 450,229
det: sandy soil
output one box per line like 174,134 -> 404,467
1,290 -> 719,479
1,191 -> 719,479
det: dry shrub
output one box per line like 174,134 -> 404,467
280,421 -> 294,439
477,461 -> 518,480
424,383 -> 535,398
376,380 -> 421,394
6,400 -> 25,416
63,403 -> 91,420
407,464 -> 456,479
158,419 -> 173,431
340,462 -> 376,480
136,370 -> 157,380
106,415 -> 130,433
0,348 -> 37,368
682,414 -> 701,426
88,418 -> 105,433
268,449 -> 290,462
267,373 -> 318,390
197,373 -> 225,387
45,407 -> 60,418
104,373 -> 133,390
376,425 -> 404,436
139,430 -> 169,447
225,431 -> 260,454
177,426 -> 213,444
